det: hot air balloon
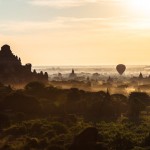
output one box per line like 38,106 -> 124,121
116,64 -> 126,75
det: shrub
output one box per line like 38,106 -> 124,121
4,125 -> 27,137
50,122 -> 68,135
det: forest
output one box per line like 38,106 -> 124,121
0,81 -> 150,150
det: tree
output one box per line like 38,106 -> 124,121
111,94 -> 128,117
25,81 -> 45,92
1,91 -> 41,115
67,88 -> 81,102
25,81 -> 46,97
128,92 -> 150,121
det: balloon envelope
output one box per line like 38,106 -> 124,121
116,64 -> 126,75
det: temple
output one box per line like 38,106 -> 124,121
0,44 -> 48,85
69,69 -> 77,80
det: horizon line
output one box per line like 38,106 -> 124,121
33,64 -> 150,67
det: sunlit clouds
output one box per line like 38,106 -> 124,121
28,0 -> 122,8
28,0 -> 96,8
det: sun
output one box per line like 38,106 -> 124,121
128,0 -> 150,15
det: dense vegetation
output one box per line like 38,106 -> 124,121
0,82 -> 150,150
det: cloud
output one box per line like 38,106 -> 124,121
28,0 -> 95,8
0,17 -> 150,36
0,17 -> 111,34
28,0 -> 123,8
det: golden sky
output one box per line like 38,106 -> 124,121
0,0 -> 150,65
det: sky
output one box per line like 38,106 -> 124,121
0,0 -> 150,66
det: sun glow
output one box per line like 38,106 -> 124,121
129,0 -> 150,15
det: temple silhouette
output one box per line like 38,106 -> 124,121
0,44 -> 48,85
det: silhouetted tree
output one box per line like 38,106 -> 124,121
67,88 -> 81,101
0,113 -> 10,128
25,81 -> 45,92
111,94 -> 128,117
25,81 -> 46,97
1,91 -> 41,115
128,92 -> 150,121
